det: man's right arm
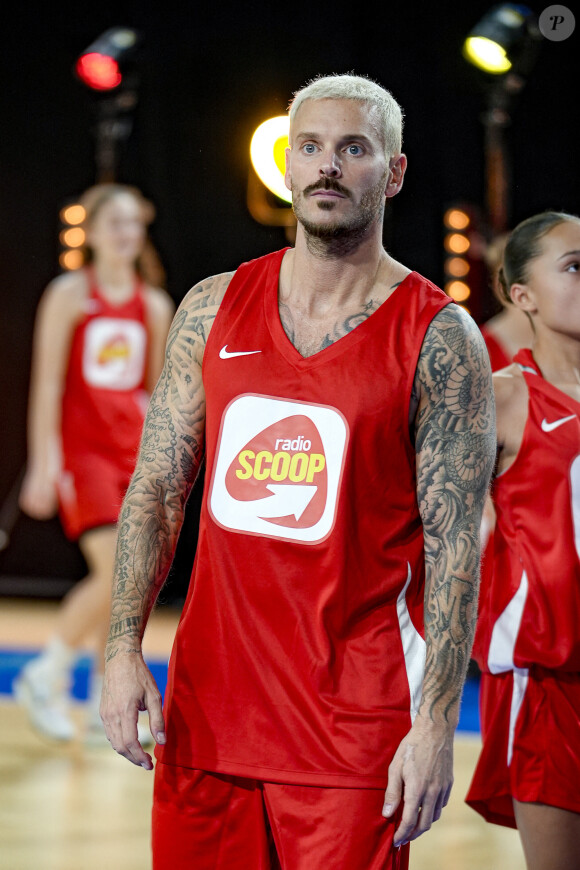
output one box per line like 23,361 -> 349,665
101,272 -> 233,768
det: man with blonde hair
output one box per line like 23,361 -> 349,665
101,73 -> 495,869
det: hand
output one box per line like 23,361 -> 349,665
19,468 -> 59,519
100,650 -> 166,770
382,718 -> 454,847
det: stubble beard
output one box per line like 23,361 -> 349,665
292,173 -> 389,257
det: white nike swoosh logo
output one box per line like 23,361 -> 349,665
219,345 -> 262,359
541,414 -> 576,432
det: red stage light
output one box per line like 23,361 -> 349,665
75,53 -> 122,91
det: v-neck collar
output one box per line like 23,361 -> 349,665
264,249 -> 417,371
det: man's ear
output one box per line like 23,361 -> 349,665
385,154 -> 407,199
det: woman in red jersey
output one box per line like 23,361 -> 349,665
466,211 -> 580,870
15,184 -> 174,744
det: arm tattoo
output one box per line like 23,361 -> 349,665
105,273 -> 233,660
414,305 -> 496,724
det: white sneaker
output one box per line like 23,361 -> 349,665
14,662 -> 76,742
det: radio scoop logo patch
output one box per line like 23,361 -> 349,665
209,395 -> 348,543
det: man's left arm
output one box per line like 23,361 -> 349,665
383,305 -> 496,846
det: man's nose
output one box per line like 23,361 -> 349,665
319,152 -> 341,177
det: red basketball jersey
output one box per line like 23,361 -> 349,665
480,326 -> 510,372
473,348 -> 580,673
61,269 -> 149,460
157,249 -> 451,788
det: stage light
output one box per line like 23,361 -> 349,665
59,250 -> 84,271
76,54 -> 122,91
250,117 -> 291,204
75,28 -> 140,92
463,4 -> 535,74
445,281 -> 472,302
445,257 -> 470,277
445,233 -> 471,254
59,200 -> 87,270
59,204 -> 86,225
60,227 -> 85,248
444,208 -> 470,230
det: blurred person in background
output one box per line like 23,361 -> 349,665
14,183 -> 174,744
480,231 -> 534,371
466,211 -> 580,870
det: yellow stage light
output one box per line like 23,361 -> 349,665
445,233 -> 471,254
463,36 -> 511,73
446,281 -> 472,302
60,204 -> 86,225
60,250 -> 84,270
446,257 -> 470,277
60,227 -> 86,248
444,208 -> 470,230
250,116 -> 291,204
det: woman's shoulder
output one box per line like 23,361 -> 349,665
142,284 -> 175,317
39,270 -> 90,315
493,363 -> 529,464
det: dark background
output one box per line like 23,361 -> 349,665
0,1 -> 577,602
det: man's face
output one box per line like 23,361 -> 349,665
285,98 -> 394,241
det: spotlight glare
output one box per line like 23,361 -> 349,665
250,117 -> 292,204
446,257 -> 470,277
75,53 -> 122,91
60,228 -> 86,248
444,208 -> 470,230
464,37 -> 512,73
445,233 -> 471,254
60,250 -> 84,270
446,281 -> 472,302
60,204 -> 86,225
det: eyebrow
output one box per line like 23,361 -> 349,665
557,249 -> 580,259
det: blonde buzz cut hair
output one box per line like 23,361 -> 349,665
288,73 -> 404,158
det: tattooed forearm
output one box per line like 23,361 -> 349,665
414,305 -> 496,725
105,273 -> 232,660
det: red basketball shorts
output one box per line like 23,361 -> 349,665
58,449 -> 135,540
152,762 -> 410,870
466,668 -> 580,827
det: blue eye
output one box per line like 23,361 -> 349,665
303,143 -> 316,154
347,144 -> 363,155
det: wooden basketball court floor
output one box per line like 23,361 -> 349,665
0,598 -> 526,870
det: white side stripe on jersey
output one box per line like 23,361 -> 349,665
571,455 -> 580,562
507,668 -> 529,767
487,570 -> 529,674
396,563 -> 426,723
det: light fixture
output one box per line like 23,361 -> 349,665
250,117 -> 291,204
463,4 -> 536,74
75,27 -> 141,92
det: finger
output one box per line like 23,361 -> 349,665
393,794 -> 422,846
432,791 -> 446,824
442,778 -> 454,808
120,710 -> 154,769
382,765 -> 403,818
406,794 -> 438,842
103,708 -> 152,769
145,689 -> 166,745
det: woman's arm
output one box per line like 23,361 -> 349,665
19,276 -> 84,519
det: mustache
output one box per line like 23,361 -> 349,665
303,178 -> 351,198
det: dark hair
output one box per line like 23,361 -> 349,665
497,211 -> 580,306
